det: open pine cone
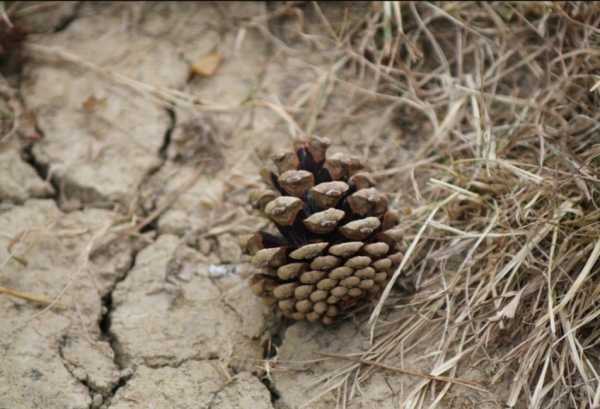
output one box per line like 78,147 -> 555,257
240,136 -> 405,324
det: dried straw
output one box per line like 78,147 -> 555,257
261,2 -> 600,408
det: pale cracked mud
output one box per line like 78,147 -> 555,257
0,2 -> 508,408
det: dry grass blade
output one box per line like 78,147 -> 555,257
25,222 -> 111,322
0,285 -> 70,308
319,352 -> 490,394
537,239 -> 600,327
24,43 -> 235,112
369,200 -> 446,330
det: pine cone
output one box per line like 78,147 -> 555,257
240,136 -> 405,324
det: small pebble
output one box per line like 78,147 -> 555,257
209,264 -> 239,277
92,394 -> 103,408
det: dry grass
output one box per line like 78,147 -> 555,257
284,2 -> 600,408
198,1 -> 599,408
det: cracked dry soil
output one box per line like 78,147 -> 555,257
1,2 -> 501,409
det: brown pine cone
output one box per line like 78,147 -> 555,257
240,136 -> 405,325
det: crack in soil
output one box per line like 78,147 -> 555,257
159,108 -> 176,160
132,106 -> 177,232
88,240 -> 138,405
257,319 -> 292,405
2,6 -> 291,408
52,1 -> 84,33
95,106 -> 177,405
20,91 -> 177,214
260,377 -> 281,406
96,229 -> 147,403
10,9 -> 285,401
144,356 -> 220,370
17,42 -> 178,403
206,377 -> 232,409
22,140 -> 61,204
17,89 -> 286,408
57,334 -> 96,408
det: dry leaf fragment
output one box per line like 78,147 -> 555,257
489,288 -> 524,322
190,52 -> 222,78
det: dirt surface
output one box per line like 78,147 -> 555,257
1,2 -> 511,408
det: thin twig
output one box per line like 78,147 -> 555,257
319,352 -> 491,394
131,163 -> 207,233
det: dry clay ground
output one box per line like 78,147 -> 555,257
0,2 -> 512,409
